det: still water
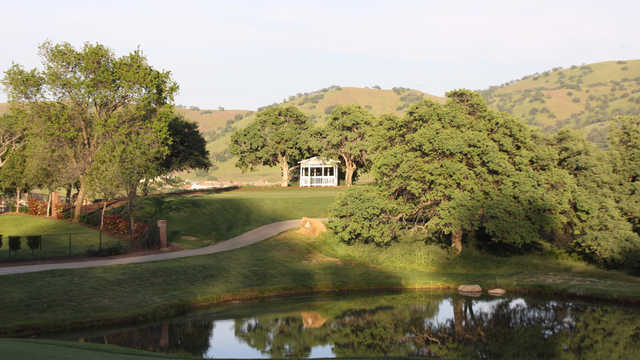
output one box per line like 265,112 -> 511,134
54,291 -> 640,359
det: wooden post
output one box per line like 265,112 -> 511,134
157,220 -> 168,249
50,192 -> 60,218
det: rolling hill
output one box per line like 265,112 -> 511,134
3,60 -> 639,183
193,86 -> 444,183
481,60 -> 640,145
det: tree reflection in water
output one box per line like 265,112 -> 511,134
69,292 -> 640,359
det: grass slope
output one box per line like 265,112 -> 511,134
482,60 -> 640,145
0,215 -> 119,262
1,227 -> 638,337
0,339 -> 195,360
130,187 -> 341,249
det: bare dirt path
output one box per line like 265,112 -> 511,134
0,218 -> 327,276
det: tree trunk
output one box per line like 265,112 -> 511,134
453,298 -> 464,339
279,155 -> 289,188
342,155 -> 356,187
127,186 -> 137,243
73,181 -> 87,223
15,187 -> 21,213
452,229 -> 463,255
46,192 -> 52,217
142,178 -> 150,196
65,184 -> 72,205
100,200 -> 107,231
345,163 -> 355,187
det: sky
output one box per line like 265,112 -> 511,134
1,0 -> 638,110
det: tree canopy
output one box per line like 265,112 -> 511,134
323,104 -> 374,186
2,41 -> 178,221
230,105 -> 313,187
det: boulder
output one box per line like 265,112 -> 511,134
457,284 -> 482,293
296,217 -> 327,237
488,288 -> 506,296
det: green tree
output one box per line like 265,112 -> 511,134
160,115 -> 211,173
609,116 -> 640,234
323,105 -> 374,186
551,130 -> 640,266
230,106 -> 312,187
2,41 -> 178,222
363,90 -> 572,253
0,110 -> 25,169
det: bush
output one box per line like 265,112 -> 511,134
28,198 -> 47,216
26,235 -> 42,253
8,236 -> 21,252
328,187 -> 399,246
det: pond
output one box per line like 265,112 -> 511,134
52,291 -> 640,359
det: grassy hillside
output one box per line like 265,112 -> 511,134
189,86 -> 444,183
482,60 -> 640,145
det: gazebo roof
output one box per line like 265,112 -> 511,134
299,156 -> 339,165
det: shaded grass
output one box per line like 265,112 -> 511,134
0,338 -> 197,360
130,187 -> 341,249
0,229 -> 638,337
0,215 -> 119,262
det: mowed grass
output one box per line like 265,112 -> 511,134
1,228 -> 638,336
133,186 -> 341,249
0,215 -> 119,262
0,339 -> 196,360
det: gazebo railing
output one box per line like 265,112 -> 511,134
301,176 -> 337,186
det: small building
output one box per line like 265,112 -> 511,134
299,156 -> 339,187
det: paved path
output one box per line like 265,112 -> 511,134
0,218 -> 326,276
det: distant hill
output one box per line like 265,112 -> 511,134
6,60 -> 639,183
481,60 -> 640,145
194,86 -> 444,183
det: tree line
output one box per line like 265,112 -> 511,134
230,103 -> 372,187
232,90 -> 640,269
0,42 -> 210,239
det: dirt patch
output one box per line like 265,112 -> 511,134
302,252 -> 343,265
181,235 -> 199,241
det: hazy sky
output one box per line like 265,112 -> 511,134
1,1 -> 638,109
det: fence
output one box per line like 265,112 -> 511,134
0,231 -> 123,262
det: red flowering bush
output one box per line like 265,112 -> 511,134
28,198 -> 47,216
102,214 -> 149,245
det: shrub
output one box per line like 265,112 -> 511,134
26,235 -> 42,254
28,198 -> 47,216
8,236 -> 21,252
328,187 -> 399,246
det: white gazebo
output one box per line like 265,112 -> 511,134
299,156 -> 339,187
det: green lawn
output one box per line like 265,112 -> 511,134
128,186 -> 342,249
1,228 -> 638,337
0,339 -> 196,360
0,215 -> 119,262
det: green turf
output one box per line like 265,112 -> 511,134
1,228 -> 638,337
130,186 -> 341,249
0,338 -> 196,360
0,215 -> 120,262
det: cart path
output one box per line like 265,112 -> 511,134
0,218 -> 327,276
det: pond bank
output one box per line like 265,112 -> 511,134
1,230 -> 639,337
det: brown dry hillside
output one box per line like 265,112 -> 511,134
481,60 -> 640,145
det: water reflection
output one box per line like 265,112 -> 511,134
58,292 -> 640,359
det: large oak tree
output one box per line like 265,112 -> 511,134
323,104 -> 373,186
230,106 -> 313,187
2,41 -> 178,222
